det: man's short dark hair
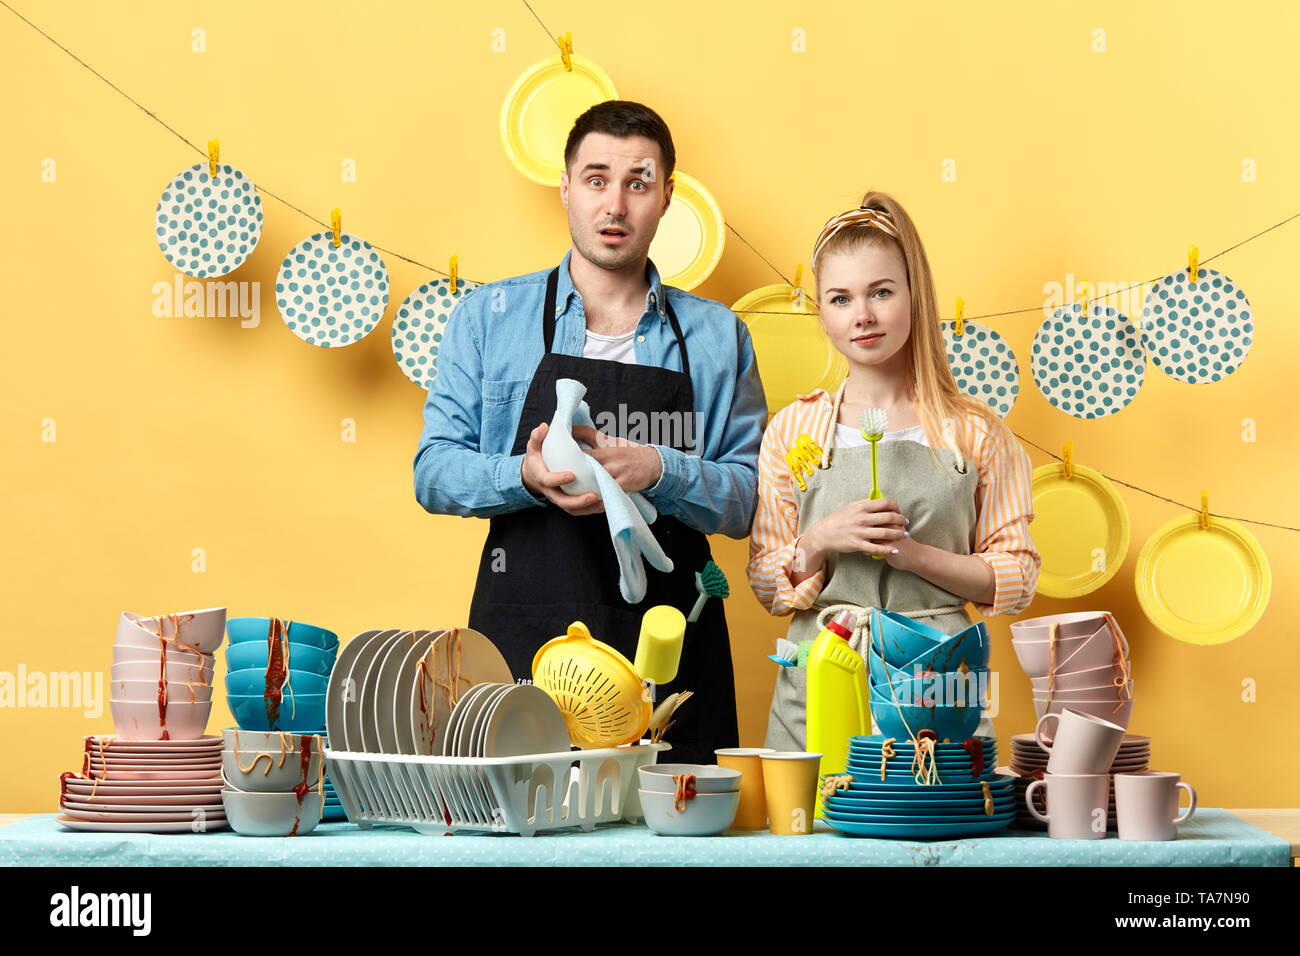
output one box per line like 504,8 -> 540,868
564,100 -> 676,182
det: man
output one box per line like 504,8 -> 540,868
413,101 -> 766,762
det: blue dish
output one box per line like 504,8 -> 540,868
225,668 -> 330,697
901,621 -> 992,671
227,617 -> 338,651
823,777 -> 1015,794
225,641 -> 336,677
868,609 -> 948,666
824,816 -> 1015,838
851,734 -> 994,748
824,799 -> 1016,816
869,672 -> 989,708
227,692 -> 326,733
824,809 -> 1015,827
872,697 -> 983,742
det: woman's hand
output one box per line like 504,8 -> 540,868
794,498 -> 910,579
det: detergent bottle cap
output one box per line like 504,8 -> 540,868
826,610 -> 856,640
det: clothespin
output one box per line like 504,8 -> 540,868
1063,440 -> 1074,479
331,208 -> 342,248
1188,243 -> 1199,289
208,138 -> 220,179
784,433 -> 824,492
558,32 -> 573,71
1200,489 -> 1209,530
955,296 -> 965,336
1078,280 -> 1089,321
791,264 -> 807,312
449,255 -> 458,295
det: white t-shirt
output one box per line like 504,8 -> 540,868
834,421 -> 928,448
582,328 -> 638,364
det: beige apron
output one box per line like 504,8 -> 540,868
764,438 -> 997,751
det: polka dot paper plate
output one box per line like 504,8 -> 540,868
941,320 -> 1020,418
154,162 -> 263,277
391,277 -> 479,388
1141,267 -> 1253,384
1031,303 -> 1146,419
276,232 -> 390,348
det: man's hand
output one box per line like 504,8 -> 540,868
521,422 -> 605,515
572,425 -> 663,494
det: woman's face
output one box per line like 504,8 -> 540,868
816,242 -> 912,373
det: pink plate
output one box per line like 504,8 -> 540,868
63,783 -> 222,797
84,734 -> 223,749
85,769 -> 220,781
62,797 -> 223,813
60,806 -> 227,824
56,814 -> 229,833
88,763 -> 220,774
60,791 -> 223,807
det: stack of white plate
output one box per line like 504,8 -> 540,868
440,682 -> 570,758
56,735 -> 226,832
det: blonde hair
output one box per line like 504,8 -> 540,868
812,190 -> 1008,469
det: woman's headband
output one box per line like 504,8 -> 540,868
812,205 -> 900,270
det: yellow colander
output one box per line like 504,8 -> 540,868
531,621 -> 651,749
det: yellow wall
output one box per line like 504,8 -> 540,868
2,0 -> 1297,813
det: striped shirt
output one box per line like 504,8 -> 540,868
746,387 -> 1041,619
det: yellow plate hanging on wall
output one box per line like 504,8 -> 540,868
1030,462 -> 1130,598
499,54 -> 618,186
733,285 -> 846,415
1134,513 -> 1271,645
649,171 -> 724,291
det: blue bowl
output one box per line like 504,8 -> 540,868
849,734 -> 995,752
901,621 -> 992,671
871,696 -> 983,742
867,609 -> 948,666
224,668 -> 329,696
227,692 -> 327,733
869,673 -> 989,709
224,641 -> 336,676
227,618 -> 338,651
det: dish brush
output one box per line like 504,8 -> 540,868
860,407 -> 888,560
768,638 -> 799,667
687,560 -> 730,622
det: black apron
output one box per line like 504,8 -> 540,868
467,266 -> 738,764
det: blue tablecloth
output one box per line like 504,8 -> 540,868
0,810 -> 1287,866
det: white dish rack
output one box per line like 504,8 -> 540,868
324,742 -> 668,837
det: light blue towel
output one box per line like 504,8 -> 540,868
549,378 -> 673,603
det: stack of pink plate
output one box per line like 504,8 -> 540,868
110,608 -> 225,740
1005,732 -> 1152,830
1009,611 -> 1134,730
55,734 -> 227,833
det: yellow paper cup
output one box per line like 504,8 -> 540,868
760,751 -> 822,835
715,747 -> 774,830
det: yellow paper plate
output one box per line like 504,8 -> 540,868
649,171 -> 724,291
733,285 -> 847,415
1030,463 -> 1130,598
499,54 -> 618,186
1135,513 -> 1271,645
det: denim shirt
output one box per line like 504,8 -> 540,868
413,250 -> 767,538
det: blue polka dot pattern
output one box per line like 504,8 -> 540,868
1031,303 -> 1146,419
276,232 -> 390,347
391,278 -> 479,387
1141,267 -> 1253,384
941,320 -> 1020,418
154,163 -> 263,278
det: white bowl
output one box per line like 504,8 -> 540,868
1030,662 -> 1127,693
1033,680 -> 1134,702
221,728 -> 326,750
638,787 -> 740,836
110,698 -> 212,740
116,608 -> 226,655
221,788 -> 324,836
112,642 -> 212,668
221,751 -> 323,793
638,764 -> 742,794
111,659 -> 215,684
111,679 -> 213,703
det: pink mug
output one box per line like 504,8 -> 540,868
1114,771 -> 1196,841
1025,773 -> 1110,840
1035,709 -> 1125,773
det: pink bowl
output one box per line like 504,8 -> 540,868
1034,682 -> 1134,703
111,679 -> 214,703
111,659 -> 215,684
1011,611 -> 1129,650
111,642 -> 212,668
109,698 -> 213,740
115,608 -> 226,655
1010,625 -> 1104,677
1030,661 -> 1126,693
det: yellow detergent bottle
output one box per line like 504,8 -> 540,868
806,609 -> 870,817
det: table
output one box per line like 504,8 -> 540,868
0,810 -> 1290,866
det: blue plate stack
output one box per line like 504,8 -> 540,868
224,618 -> 338,733
819,734 -> 1016,838
866,608 -> 991,741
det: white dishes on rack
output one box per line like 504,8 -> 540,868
440,682 -> 570,758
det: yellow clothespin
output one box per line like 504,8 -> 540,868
1078,280 -> 1089,321
784,433 -> 823,492
207,138 -> 220,179
791,264 -> 806,312
1188,244 -> 1199,288
1200,489 -> 1209,530
1063,440 -> 1074,479
449,255 -> 459,294
558,32 -> 573,71
331,208 -> 342,248
955,296 -> 965,337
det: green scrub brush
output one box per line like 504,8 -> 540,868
861,408 -> 888,560
687,560 -> 730,622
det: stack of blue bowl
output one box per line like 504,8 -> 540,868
820,734 -> 1016,838
223,618 -> 337,734
866,608 -> 991,742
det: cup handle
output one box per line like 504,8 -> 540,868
1025,779 -> 1049,823
1034,712 -> 1060,754
1174,782 -> 1197,825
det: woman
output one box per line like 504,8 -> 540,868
747,190 -> 1041,750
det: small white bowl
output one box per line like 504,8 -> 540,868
110,698 -> 212,740
111,659 -> 215,684
638,787 -> 740,836
111,642 -> 211,668
221,750 -> 323,793
221,788 -> 324,836
221,728 -> 326,750
116,608 -> 226,655
638,764 -> 742,794
111,679 -> 213,703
